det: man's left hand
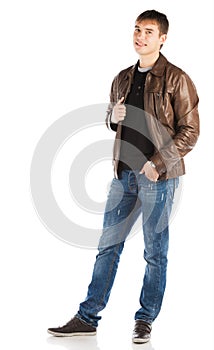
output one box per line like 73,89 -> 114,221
139,161 -> 159,182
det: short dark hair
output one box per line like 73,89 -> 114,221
136,10 -> 169,35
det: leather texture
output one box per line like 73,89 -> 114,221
105,53 -> 200,179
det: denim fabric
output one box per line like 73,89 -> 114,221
77,170 -> 179,327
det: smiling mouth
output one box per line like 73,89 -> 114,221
135,41 -> 147,47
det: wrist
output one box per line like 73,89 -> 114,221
111,111 -> 118,124
149,160 -> 156,169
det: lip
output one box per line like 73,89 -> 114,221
135,41 -> 147,48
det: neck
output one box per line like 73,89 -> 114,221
139,52 -> 160,68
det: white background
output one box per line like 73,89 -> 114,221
1,0 -> 214,349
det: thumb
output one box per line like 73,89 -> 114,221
117,96 -> 125,104
139,165 -> 145,174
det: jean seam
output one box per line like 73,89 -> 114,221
97,244 -> 122,310
153,230 -> 167,320
128,171 -> 138,193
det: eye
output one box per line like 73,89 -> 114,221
134,28 -> 140,33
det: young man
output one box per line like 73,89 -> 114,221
48,10 -> 199,344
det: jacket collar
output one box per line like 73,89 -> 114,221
150,53 -> 168,76
126,52 -> 168,79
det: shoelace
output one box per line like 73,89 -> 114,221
65,317 -> 78,326
134,321 -> 151,334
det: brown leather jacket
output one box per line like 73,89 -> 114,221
105,53 -> 199,179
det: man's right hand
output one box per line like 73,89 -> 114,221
111,97 -> 126,124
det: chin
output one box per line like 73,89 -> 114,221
134,46 -> 144,53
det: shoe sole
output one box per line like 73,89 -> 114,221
132,338 -> 150,344
47,330 -> 97,337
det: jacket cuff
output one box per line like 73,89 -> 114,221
110,122 -> 118,131
150,153 -> 167,176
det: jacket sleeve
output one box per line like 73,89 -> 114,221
105,76 -> 118,132
151,72 -> 200,175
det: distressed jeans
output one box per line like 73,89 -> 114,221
77,170 -> 179,327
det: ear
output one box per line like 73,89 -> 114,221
160,34 -> 167,45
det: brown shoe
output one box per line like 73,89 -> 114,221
47,316 -> 96,337
132,320 -> 152,343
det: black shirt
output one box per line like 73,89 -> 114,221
118,67 -> 154,174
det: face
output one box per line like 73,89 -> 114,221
133,20 -> 167,57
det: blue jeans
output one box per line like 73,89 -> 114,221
77,170 -> 179,327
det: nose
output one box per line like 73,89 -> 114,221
137,31 -> 145,40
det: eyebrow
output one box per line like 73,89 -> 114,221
135,25 -> 154,31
